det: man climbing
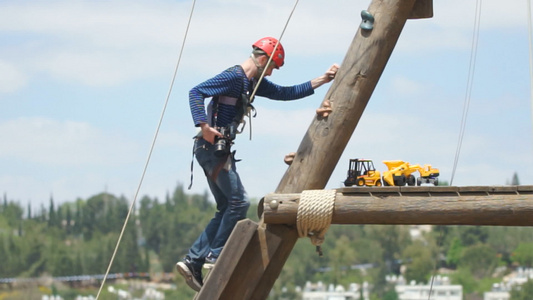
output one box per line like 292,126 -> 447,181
177,36 -> 339,291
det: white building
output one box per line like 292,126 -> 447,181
483,283 -> 510,300
392,275 -> 462,300
484,268 -> 533,300
301,281 -> 370,300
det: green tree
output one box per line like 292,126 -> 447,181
460,244 -> 499,279
450,267 -> 478,294
364,225 -> 411,274
402,241 -> 434,283
446,237 -> 463,267
459,226 -> 488,246
512,242 -> 533,267
48,195 -> 57,228
510,279 -> 533,300
330,235 -> 357,285
486,227 -> 532,264
383,286 -> 399,300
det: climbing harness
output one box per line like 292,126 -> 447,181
297,189 -> 336,256
188,67 -> 249,189
94,0 -> 198,299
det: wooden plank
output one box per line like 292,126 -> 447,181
488,186 -> 518,194
262,192 -> 533,226
196,219 -> 258,299
518,185 -> 533,193
219,225 -> 282,300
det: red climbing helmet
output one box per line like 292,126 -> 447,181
252,37 -> 285,68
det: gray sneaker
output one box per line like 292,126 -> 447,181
203,253 -> 218,269
176,259 -> 203,291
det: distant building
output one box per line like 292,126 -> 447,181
484,268 -> 533,300
389,275 -> 462,300
483,285 -> 509,300
300,281 -> 370,300
409,225 -> 432,240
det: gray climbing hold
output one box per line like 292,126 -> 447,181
360,10 -> 374,31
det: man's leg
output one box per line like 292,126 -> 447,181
186,177 -> 228,265
207,158 -> 250,259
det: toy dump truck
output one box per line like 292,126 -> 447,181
381,160 -> 420,186
382,160 -> 440,186
344,158 -> 382,187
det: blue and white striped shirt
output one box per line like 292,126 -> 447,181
189,65 -> 314,128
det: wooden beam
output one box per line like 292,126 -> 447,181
252,0 -> 420,298
262,186 -> 533,226
275,0 -> 418,194
409,0 -> 433,19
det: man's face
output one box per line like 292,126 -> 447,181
259,55 -> 278,77
264,60 -> 277,76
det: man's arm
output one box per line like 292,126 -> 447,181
310,64 -> 339,89
198,122 -> 223,144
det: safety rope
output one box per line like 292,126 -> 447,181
94,0 -> 197,298
450,0 -> 482,186
437,2 -> 482,298
246,0 -> 301,140
527,0 -> 533,145
297,189 -> 336,256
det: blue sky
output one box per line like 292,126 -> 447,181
2,0 -> 533,209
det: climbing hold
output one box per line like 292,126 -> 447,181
316,99 -> 332,118
360,10 -> 374,31
284,152 -> 296,165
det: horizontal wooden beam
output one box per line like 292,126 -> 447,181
262,186 -> 533,226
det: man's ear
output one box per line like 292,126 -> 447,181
258,55 -> 268,66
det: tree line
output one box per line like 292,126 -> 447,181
1,184 -> 533,299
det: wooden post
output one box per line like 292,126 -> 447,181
409,0 -> 433,19
197,0 -> 430,298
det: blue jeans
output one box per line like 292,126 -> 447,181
186,138 -> 250,268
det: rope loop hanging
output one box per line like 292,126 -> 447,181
297,189 -> 336,256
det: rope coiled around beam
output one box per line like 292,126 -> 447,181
297,189 -> 336,254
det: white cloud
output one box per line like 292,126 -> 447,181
3,0 -> 526,92
0,117 -> 140,166
0,60 -> 28,93
2,0 -> 533,206
390,76 -> 428,96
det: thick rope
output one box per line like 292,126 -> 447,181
297,189 -> 336,254
94,0 -> 197,298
